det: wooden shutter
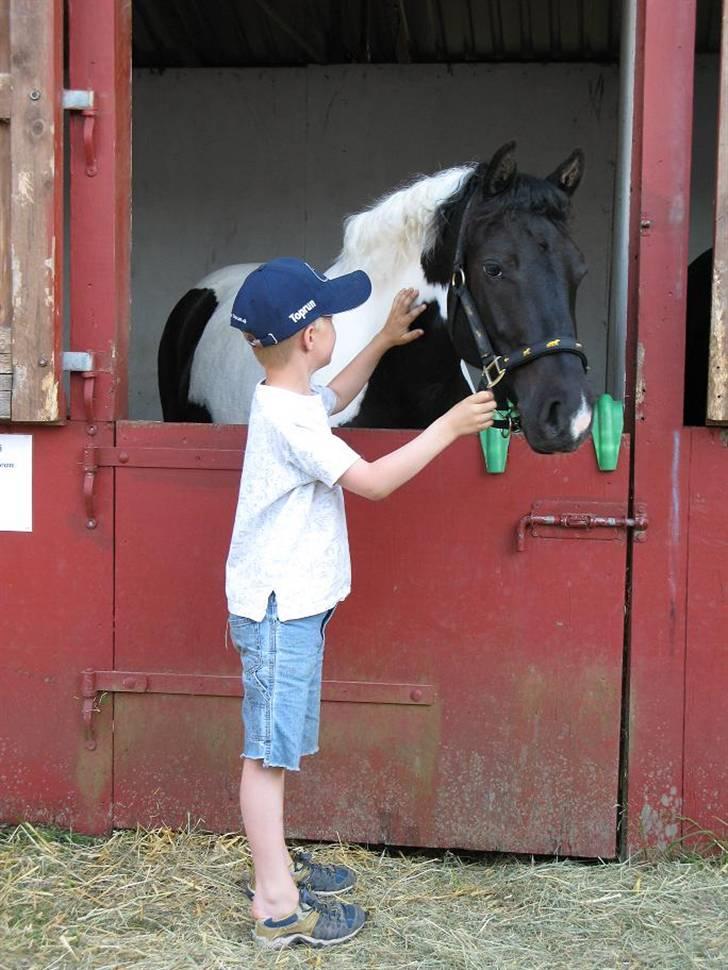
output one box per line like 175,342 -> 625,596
0,0 -> 64,422
707,0 -> 728,423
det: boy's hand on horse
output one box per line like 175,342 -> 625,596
380,288 -> 427,348
442,391 -> 497,438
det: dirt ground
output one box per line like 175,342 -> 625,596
1,825 -> 726,970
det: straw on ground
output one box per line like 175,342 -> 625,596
0,824 -> 726,969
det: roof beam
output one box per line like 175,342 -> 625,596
251,0 -> 326,64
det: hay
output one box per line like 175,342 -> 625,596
0,824 -> 726,969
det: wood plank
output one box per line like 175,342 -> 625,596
0,2 -> 10,420
0,72 -> 10,120
9,0 -> 63,422
707,0 -> 728,423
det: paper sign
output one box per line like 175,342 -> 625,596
0,435 -> 33,532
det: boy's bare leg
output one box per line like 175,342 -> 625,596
240,757 -> 299,920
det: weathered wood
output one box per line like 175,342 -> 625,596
0,1 -> 11,420
8,0 -> 63,422
0,329 -> 10,414
707,0 -> 728,423
0,72 -> 10,120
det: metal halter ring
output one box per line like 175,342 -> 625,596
451,267 -> 466,288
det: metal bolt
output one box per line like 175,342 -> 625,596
29,89 -> 41,101
118,451 -> 129,464
640,219 -> 652,231
86,424 -> 97,436
410,688 -> 423,703
38,356 -> 48,367
86,518 -> 97,529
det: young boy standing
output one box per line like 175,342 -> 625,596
226,257 -> 496,949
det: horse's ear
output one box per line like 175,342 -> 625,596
477,141 -> 518,197
546,149 -> 585,196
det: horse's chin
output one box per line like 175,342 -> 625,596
522,425 -> 591,455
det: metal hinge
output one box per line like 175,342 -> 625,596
62,351 -> 94,372
516,500 -> 648,551
80,670 -> 434,750
62,89 -> 97,176
64,351 -> 99,446
81,444 -> 243,530
62,89 -> 95,111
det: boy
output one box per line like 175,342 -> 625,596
226,257 -> 496,949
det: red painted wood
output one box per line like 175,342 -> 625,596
683,428 -> 728,845
111,422 -> 630,856
0,423 -> 114,832
67,0 -> 131,423
625,0 -> 697,851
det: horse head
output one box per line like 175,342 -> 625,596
441,142 -> 593,454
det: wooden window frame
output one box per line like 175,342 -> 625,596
707,0 -> 728,424
0,0 -> 64,423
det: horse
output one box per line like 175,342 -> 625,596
158,142 -> 593,454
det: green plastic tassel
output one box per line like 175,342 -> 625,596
591,393 -> 624,472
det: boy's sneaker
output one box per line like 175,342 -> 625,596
253,886 -> 366,949
241,850 -> 357,899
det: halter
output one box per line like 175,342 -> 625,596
445,180 -> 589,432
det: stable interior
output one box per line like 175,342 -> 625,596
127,0 -> 721,423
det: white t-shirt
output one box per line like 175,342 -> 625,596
226,382 -> 361,621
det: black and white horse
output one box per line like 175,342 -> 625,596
158,142 -> 593,454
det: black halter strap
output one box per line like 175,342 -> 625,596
445,178 -> 589,431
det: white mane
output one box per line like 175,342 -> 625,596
334,165 -> 475,282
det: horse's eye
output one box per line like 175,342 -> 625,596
484,261 -> 503,279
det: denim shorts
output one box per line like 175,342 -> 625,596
228,593 -> 334,771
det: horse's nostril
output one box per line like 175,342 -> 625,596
544,399 -> 562,430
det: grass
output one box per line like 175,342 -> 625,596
0,824 -> 726,969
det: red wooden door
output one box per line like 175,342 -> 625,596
103,421 -> 631,857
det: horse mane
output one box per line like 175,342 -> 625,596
334,164 -> 573,282
466,173 -> 573,240
335,165 -> 475,280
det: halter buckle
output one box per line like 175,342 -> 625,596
483,356 -> 507,388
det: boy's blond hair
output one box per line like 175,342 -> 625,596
245,318 -> 323,368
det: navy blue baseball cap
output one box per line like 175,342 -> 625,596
230,257 -> 372,347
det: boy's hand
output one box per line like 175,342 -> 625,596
442,391 -> 498,438
380,288 -> 427,349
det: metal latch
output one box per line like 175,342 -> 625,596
516,500 -> 648,551
63,89 -> 97,176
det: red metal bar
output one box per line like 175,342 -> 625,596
87,670 -> 434,705
625,0 -> 697,852
80,670 -> 434,753
85,446 -> 244,471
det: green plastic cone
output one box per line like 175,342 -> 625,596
480,411 -> 512,474
591,393 -> 624,472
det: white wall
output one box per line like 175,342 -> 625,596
131,64 -> 621,419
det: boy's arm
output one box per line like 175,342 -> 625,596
338,391 -> 497,500
327,288 -> 427,414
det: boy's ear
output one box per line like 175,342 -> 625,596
301,323 -> 316,350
